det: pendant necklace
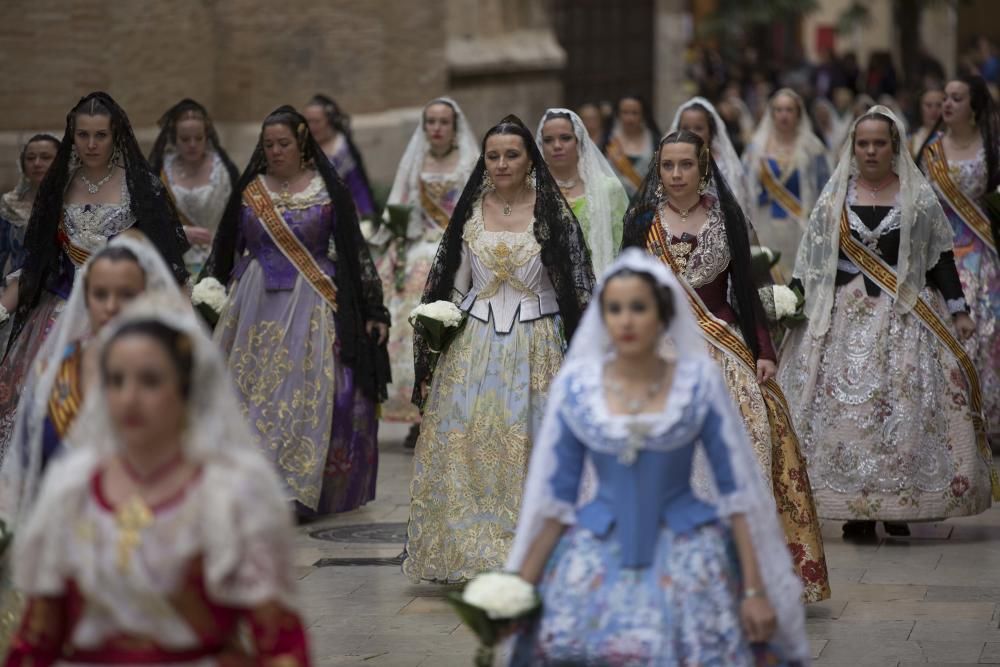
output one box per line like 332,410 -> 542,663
603,367 -> 666,465
114,450 -> 185,574
666,198 -> 701,224
858,174 -> 894,211
496,187 -> 522,216
80,164 -> 115,195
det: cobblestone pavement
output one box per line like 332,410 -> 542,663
295,424 -> 1000,666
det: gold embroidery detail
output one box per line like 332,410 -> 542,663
115,496 -> 153,574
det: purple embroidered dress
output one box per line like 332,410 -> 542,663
214,174 -> 378,515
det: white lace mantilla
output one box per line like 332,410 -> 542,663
657,201 -> 730,288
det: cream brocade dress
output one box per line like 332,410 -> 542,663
403,201 -> 564,584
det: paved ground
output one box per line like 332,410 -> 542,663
295,424 -> 1000,666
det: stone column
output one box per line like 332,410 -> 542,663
653,0 -> 693,129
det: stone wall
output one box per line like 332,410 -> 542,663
0,0 -> 566,192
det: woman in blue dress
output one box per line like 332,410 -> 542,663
508,248 -> 809,666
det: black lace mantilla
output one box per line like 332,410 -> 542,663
622,144 -> 766,360
7,91 -> 189,354
201,105 -> 390,403
412,115 -> 595,407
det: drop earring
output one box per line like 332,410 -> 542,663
69,146 -> 81,171
483,172 -> 495,191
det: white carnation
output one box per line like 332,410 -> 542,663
191,277 -> 228,313
773,285 -> 799,320
462,572 -> 537,620
409,300 -> 464,328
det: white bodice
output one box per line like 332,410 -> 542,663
62,177 -> 135,254
454,201 -> 558,333
164,152 -> 231,232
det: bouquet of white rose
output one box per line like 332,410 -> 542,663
759,284 -> 806,327
191,277 -> 228,329
447,571 -> 541,667
409,300 -> 467,354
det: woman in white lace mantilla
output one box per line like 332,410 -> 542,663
780,106 -> 995,537
536,108 -> 628,275
403,115 -> 594,584
376,98 -> 478,429
507,249 -> 809,666
3,296 -> 312,665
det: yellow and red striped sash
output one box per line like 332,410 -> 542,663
419,180 -> 451,231
57,212 -> 92,267
837,208 -> 999,499
48,345 -> 84,439
924,139 -> 996,255
605,137 -> 645,190
243,177 -> 338,313
759,158 -> 804,220
645,217 -> 792,414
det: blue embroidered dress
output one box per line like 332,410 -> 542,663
512,356 -> 799,666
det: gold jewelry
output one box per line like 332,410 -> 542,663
115,495 -> 153,574
495,185 -> 525,216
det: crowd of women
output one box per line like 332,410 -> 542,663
0,70 -> 993,664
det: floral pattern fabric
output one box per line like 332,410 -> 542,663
511,523 -> 799,666
779,272 -> 993,520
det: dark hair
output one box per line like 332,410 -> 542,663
660,129 -> 712,177
482,119 -> 537,164
853,112 -> 901,154
71,97 -> 116,142
678,103 -> 717,144
84,245 -> 142,285
600,268 -> 676,326
19,134 -> 61,174
102,320 -> 194,399
602,95 -> 661,152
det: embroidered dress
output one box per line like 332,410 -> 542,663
510,355 -> 805,666
780,179 -> 993,520
378,172 -> 467,422
922,144 -> 999,432
402,200 -> 565,583
162,152 -> 232,276
5,455 -> 310,667
327,135 -> 375,220
628,202 -> 830,602
0,191 -> 31,278
750,154 -> 830,276
214,175 -> 378,515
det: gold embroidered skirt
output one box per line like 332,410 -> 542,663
710,329 -> 831,603
403,315 -> 564,584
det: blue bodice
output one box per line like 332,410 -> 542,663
548,357 -> 738,568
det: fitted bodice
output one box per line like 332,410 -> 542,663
164,152 -> 231,232
548,357 -> 738,568
232,174 -> 336,289
949,148 -> 987,199
456,201 -> 558,333
62,177 -> 136,254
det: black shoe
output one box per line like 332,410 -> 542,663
404,423 -> 420,449
842,520 -> 877,538
883,521 -> 910,537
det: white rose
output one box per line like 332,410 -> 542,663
462,572 -> 537,620
410,300 -> 464,328
191,277 -> 228,313
772,285 -> 799,320
359,220 -> 376,241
